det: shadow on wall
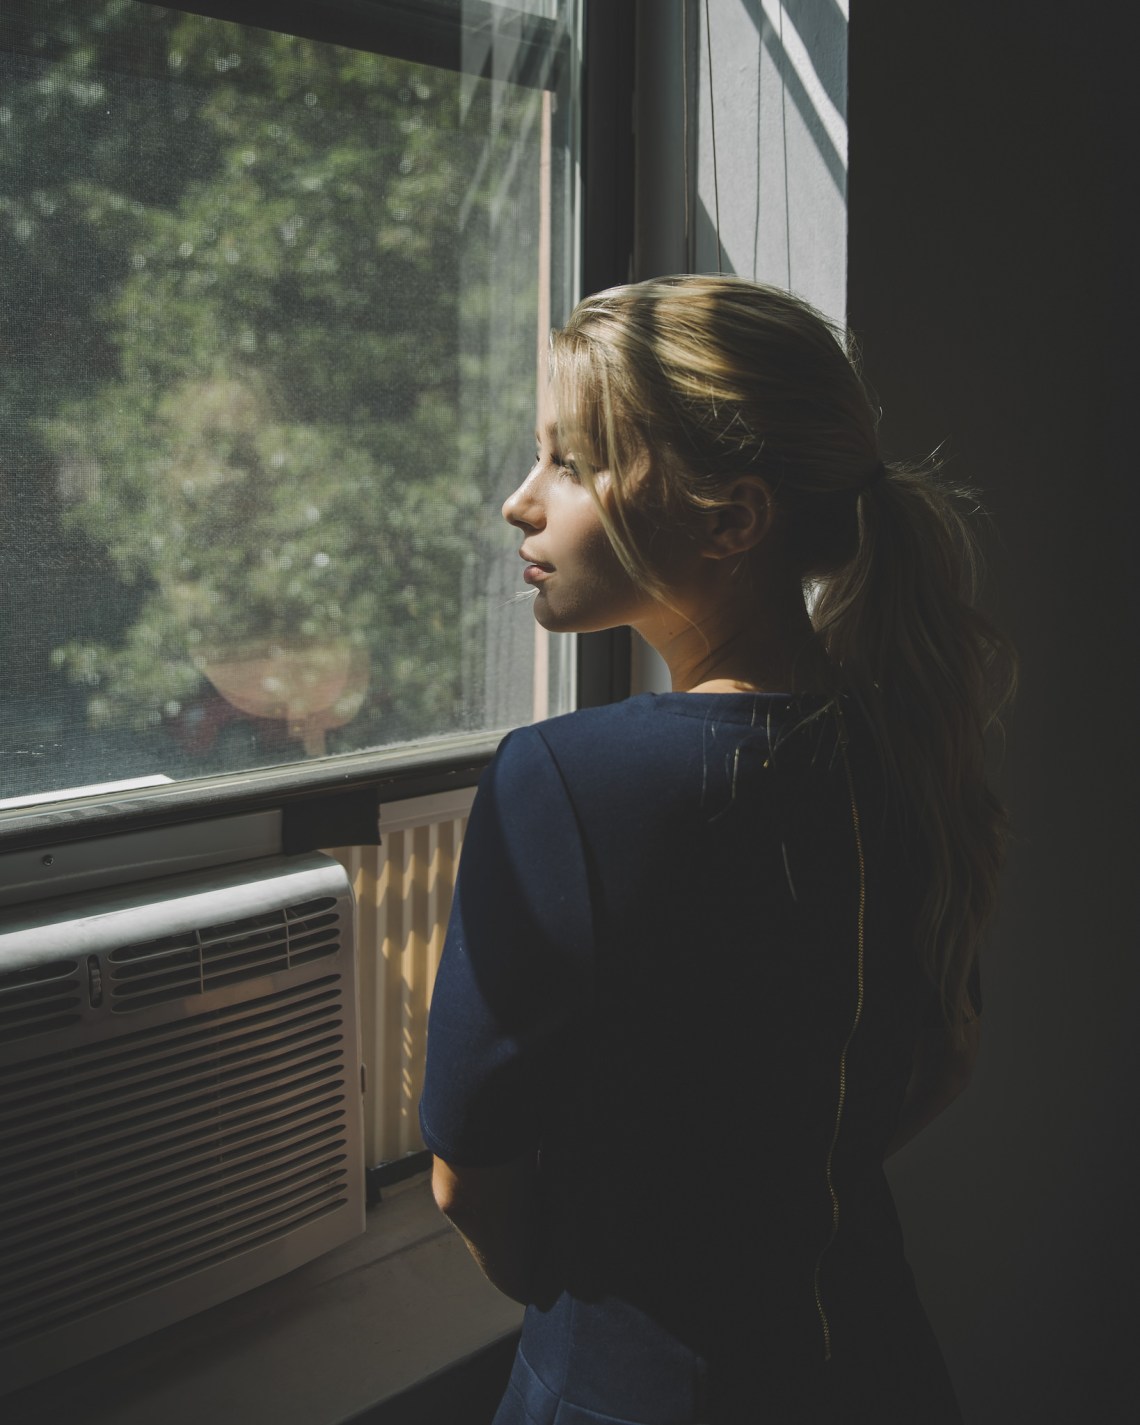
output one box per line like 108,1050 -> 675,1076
696,197 -> 732,274
739,0 -> 848,197
848,4 -> 1138,1421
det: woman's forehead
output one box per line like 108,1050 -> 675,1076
536,399 -> 584,444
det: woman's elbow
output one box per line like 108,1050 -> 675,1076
431,1157 -> 463,1219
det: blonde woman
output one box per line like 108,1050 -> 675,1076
421,277 -> 1014,1424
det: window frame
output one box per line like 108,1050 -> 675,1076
0,0 -> 635,857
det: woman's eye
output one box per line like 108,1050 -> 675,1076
534,444 -> 579,481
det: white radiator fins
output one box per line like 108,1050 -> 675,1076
328,787 -> 471,1169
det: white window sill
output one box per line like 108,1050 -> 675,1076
4,1176 -> 523,1425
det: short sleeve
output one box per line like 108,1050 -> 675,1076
419,725 -> 594,1166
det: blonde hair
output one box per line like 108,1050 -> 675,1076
550,275 -> 1015,1032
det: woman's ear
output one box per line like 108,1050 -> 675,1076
699,477 -> 777,559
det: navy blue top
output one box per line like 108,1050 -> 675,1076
420,693 -> 963,1424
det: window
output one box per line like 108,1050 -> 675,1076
0,2 -> 631,1394
0,0 -> 585,825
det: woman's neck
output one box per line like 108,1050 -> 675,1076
676,634 -> 835,696
637,578 -> 834,696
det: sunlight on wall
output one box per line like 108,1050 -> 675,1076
696,0 -> 847,324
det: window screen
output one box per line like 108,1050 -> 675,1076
0,0 -> 580,806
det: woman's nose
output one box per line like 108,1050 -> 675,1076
502,465 -> 543,529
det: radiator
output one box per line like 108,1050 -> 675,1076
0,851 -> 364,1393
327,785 -> 474,1168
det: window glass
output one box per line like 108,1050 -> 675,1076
0,0 -> 579,805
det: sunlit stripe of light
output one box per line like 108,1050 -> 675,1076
760,0 -> 848,166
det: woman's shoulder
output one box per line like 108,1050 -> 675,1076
520,692 -> 879,823
530,691 -> 659,740
494,691 -> 855,791
525,690 -> 839,754
503,691 -> 831,814
521,692 -> 704,765
491,695 -> 664,792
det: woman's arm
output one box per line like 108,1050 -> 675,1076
420,730 -> 590,1304
431,1150 -> 539,1304
885,1018 -> 981,1157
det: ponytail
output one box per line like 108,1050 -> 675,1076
812,461 -> 1016,1032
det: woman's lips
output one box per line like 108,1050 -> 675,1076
519,551 -> 553,584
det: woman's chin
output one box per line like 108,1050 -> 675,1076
532,600 -> 626,636
531,599 -> 578,634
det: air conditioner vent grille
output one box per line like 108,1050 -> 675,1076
0,959 -> 83,1046
0,976 -> 353,1348
108,896 -> 340,1012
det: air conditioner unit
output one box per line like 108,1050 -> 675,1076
0,851 -> 364,1394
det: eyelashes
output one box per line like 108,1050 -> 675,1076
535,448 -> 581,482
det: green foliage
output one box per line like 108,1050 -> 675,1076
0,0 -> 544,766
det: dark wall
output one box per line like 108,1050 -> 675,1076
849,5 -> 1136,1421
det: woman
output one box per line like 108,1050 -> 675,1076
419,276 -> 1014,1423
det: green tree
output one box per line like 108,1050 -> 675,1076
2,1 -> 544,785
0,2 -> 220,714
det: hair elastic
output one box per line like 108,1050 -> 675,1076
858,461 -> 888,494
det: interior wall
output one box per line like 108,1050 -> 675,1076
848,5 -> 1136,1421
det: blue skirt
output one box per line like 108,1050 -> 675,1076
491,1281 -> 963,1425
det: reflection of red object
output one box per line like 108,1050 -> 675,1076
202,644 -> 370,757
165,693 -> 296,760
